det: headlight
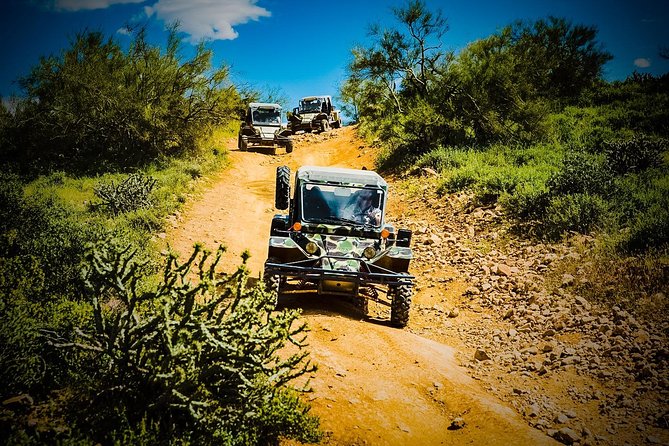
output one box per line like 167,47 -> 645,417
305,241 -> 319,255
363,246 -> 377,259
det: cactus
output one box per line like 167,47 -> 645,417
93,173 -> 157,215
46,241 -> 320,443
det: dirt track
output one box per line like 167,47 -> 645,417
167,126 -> 558,444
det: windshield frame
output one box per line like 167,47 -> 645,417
251,107 -> 282,126
299,98 -> 323,114
300,182 -> 385,228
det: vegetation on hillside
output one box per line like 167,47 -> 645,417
0,27 -> 320,444
341,1 -> 668,252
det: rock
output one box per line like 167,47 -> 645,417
508,328 -> 518,338
398,422 -> 411,433
540,343 -> 554,353
497,263 -> 513,277
526,403 -> 541,417
554,413 -> 569,424
474,349 -> 491,361
552,427 -> 580,444
574,295 -> 591,309
448,307 -> 460,318
424,233 -> 442,246
543,329 -> 556,338
633,330 -> 651,344
420,167 -> 439,177
561,274 -> 575,287
465,286 -> 481,296
448,417 -> 466,430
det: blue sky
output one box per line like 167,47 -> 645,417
1,0 -> 668,112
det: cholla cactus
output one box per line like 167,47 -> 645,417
93,173 -> 157,215
48,241 -> 319,443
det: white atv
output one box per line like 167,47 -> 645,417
238,103 -> 294,154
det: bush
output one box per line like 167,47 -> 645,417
603,136 -> 665,175
2,28 -> 241,174
543,193 -> 608,239
501,182 -> 551,221
546,151 -> 614,197
416,146 -> 463,172
42,242 -> 321,444
0,172 -> 95,298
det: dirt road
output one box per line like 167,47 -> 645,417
167,126 -> 556,445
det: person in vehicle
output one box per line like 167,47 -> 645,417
304,186 -> 331,220
341,189 -> 382,225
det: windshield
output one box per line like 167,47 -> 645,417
299,98 -> 323,113
252,108 -> 281,125
301,183 -> 384,227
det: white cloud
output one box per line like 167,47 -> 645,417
634,58 -> 651,68
145,0 -> 271,42
54,0 -> 146,11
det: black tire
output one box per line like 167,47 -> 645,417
354,295 -> 368,317
389,284 -> 412,328
240,137 -> 248,152
320,119 -> 329,133
333,119 -> 341,129
285,139 -> 294,153
275,165 -> 290,210
237,133 -> 242,149
263,258 -> 281,307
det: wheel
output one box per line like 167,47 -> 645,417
354,295 -> 368,317
275,165 -> 290,210
333,119 -> 341,129
320,119 -> 329,133
240,137 -> 248,151
237,133 -> 242,149
389,283 -> 412,328
285,139 -> 294,153
263,257 -> 281,307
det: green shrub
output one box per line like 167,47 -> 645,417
3,28 -> 241,175
501,182 -> 551,221
543,193 -> 608,239
0,173 -> 95,298
603,136 -> 665,174
416,146 -> 463,172
546,151 -> 614,196
44,241 -> 321,444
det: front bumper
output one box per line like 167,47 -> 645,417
245,134 -> 291,147
265,255 -> 414,295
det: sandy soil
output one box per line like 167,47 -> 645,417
167,126 -> 558,445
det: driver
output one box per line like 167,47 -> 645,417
342,189 -> 382,225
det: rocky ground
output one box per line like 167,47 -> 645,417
389,173 -> 669,445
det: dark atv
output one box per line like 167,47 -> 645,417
238,102 -> 294,154
288,96 -> 342,134
263,165 -> 414,327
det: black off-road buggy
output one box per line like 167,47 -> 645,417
263,165 -> 415,327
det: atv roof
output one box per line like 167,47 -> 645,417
297,166 -> 387,189
249,102 -> 281,109
300,96 -> 331,101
